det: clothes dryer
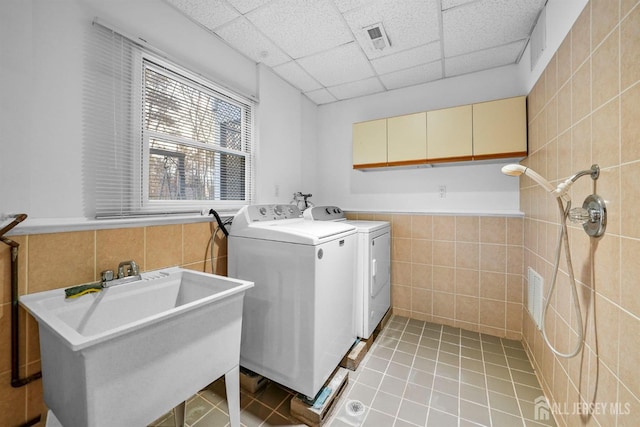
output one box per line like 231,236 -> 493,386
228,204 -> 357,398
304,206 -> 391,339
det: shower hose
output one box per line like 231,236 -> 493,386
540,198 -> 584,358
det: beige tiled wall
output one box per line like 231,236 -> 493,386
348,212 -> 525,341
0,222 -> 228,426
522,0 -> 640,426
0,213 -> 523,425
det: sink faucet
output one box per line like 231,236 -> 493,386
100,260 -> 141,288
117,260 -> 139,279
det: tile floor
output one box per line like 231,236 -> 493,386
150,315 -> 557,426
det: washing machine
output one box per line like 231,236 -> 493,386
304,206 -> 391,339
228,204 -> 357,398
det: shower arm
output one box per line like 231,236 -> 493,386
555,164 -> 600,197
569,164 -> 600,182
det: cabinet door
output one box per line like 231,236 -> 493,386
427,105 -> 472,161
353,119 -> 387,168
387,112 -> 427,165
472,96 -> 527,158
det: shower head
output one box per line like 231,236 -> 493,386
502,164 -> 556,193
501,164 -> 571,202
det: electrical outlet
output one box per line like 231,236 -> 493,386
274,184 -> 280,197
439,185 -> 446,198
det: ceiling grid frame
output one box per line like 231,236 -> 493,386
165,0 -> 547,104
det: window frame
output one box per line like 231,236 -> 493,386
89,21 -> 256,219
139,54 -> 254,213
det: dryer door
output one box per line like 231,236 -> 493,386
370,232 -> 390,297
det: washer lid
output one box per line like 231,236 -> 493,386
231,218 -> 356,245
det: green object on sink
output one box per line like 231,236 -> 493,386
64,282 -> 103,299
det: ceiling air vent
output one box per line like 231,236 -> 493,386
364,23 -> 391,51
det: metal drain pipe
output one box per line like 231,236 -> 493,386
1,214 -> 42,426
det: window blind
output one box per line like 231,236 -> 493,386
85,21 -> 255,218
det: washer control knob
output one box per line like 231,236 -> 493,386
258,207 -> 267,216
274,205 -> 283,216
325,208 -> 332,214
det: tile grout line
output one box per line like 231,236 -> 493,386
392,317 -> 417,425
424,322 -> 444,424
479,334 -> 495,427
364,317 -> 406,423
501,338 -> 528,427
456,327 -> 463,426
402,319 -> 427,426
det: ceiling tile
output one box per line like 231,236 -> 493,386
170,0 -> 547,104
297,42 -> 374,87
216,17 -> 290,67
167,0 -> 240,30
304,88 -> 338,104
444,40 -> 525,77
246,0 -> 353,58
370,42 -> 441,75
273,61 -> 322,92
226,0 -> 271,14
379,61 -> 442,90
332,0 -> 373,13
442,0 -> 545,57
328,77 -> 385,100
343,0 -> 440,60
441,0 -> 478,11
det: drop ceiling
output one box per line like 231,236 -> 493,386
165,0 -> 546,105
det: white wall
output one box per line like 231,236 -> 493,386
0,0 -> 589,224
83,0 -> 257,99
314,65 -> 526,215
0,0 -> 307,224
313,0 -> 589,215
255,65 -> 303,204
300,94 -> 319,198
0,1 -> 33,219
255,65 -> 319,206
518,0 -> 589,93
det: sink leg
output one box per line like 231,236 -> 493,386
174,401 -> 187,427
225,365 -> 240,427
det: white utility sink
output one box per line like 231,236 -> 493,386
20,267 -> 253,427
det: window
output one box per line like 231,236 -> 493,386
87,22 -> 255,218
142,59 -> 252,208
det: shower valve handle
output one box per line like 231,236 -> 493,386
569,207 -> 591,224
569,194 -> 606,237
569,206 -> 602,224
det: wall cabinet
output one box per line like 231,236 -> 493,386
352,118 -> 387,168
473,96 -> 527,159
387,112 -> 427,166
427,105 -> 472,162
352,96 -> 527,169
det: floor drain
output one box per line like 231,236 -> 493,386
345,399 -> 366,417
